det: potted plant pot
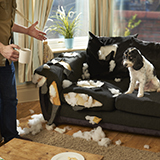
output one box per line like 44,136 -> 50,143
65,38 -> 74,49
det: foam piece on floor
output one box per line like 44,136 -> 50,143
98,137 -> 111,147
144,144 -> 150,149
54,126 -> 72,134
115,139 -> 122,146
17,114 -> 46,135
29,109 -> 34,114
73,126 -> 111,147
45,123 -> 56,131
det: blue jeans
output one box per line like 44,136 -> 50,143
0,60 -> 19,142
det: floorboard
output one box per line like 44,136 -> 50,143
1,100 -> 160,153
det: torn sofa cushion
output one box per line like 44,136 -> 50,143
61,81 -> 122,111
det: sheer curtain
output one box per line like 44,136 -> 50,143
89,0 -> 115,37
15,0 -> 54,83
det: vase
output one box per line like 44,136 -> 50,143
64,38 -> 74,49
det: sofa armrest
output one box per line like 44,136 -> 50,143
32,51 -> 87,124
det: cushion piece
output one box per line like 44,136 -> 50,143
61,81 -> 122,111
115,91 -> 160,118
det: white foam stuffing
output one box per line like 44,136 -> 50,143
98,138 -> 111,147
43,64 -> 50,69
77,80 -> 104,88
82,63 -> 90,79
49,84 -> 57,104
51,59 -> 59,64
115,139 -> 122,146
114,78 -> 121,82
64,92 -> 102,108
17,114 -> 46,135
98,44 -> 118,60
85,115 -> 96,125
109,88 -> 122,97
54,126 -> 72,134
32,73 -> 46,87
144,144 -> 150,149
62,79 -> 73,89
109,60 -> 116,72
73,126 -> 111,147
29,109 -> 34,114
45,123 -> 56,131
63,52 -> 79,57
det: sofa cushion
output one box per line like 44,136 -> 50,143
86,31 -> 138,80
131,37 -> 160,79
61,81 -> 122,111
115,91 -> 160,118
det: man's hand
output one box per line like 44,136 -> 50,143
27,21 -> 47,41
0,43 -> 20,62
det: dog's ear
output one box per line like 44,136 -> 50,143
133,50 -> 143,70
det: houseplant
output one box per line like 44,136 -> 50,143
48,6 -> 81,49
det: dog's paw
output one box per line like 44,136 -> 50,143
157,88 -> 160,92
137,93 -> 143,98
125,91 -> 132,94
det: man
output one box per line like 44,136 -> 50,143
0,0 -> 47,143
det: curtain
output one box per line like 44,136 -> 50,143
15,0 -> 54,83
89,0 -> 115,37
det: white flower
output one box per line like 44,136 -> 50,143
56,5 -> 65,20
68,11 -> 75,18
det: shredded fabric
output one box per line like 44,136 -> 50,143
62,79 -> 73,89
109,88 -> 122,97
77,80 -> 104,88
85,115 -> 102,124
64,92 -> 102,108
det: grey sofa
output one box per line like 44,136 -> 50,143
34,32 -> 160,136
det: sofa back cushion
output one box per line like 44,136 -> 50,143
131,37 -> 160,79
86,31 -> 138,80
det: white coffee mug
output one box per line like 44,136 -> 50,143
18,48 -> 31,64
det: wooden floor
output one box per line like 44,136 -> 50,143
2,100 -> 160,153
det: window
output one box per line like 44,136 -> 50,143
44,0 -> 89,51
114,0 -> 160,42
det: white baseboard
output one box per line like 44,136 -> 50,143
17,83 -> 39,103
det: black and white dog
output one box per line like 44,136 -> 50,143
123,47 -> 160,97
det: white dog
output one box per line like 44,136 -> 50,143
123,47 -> 160,97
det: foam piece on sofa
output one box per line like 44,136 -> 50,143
61,81 -> 122,111
115,91 -> 160,118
